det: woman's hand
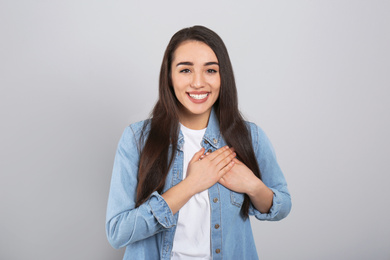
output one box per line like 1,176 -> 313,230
162,146 -> 235,215
218,158 -> 260,194
217,156 -> 274,214
185,146 -> 236,195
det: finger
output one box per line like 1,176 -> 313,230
210,148 -> 235,164
230,148 -> 237,158
216,151 -> 236,169
189,148 -> 205,164
233,158 -> 241,163
218,160 -> 235,179
218,176 -> 226,186
206,146 -> 230,161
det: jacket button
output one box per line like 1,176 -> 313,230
213,198 -> 218,203
207,149 -> 212,153
215,224 -> 220,229
216,249 -> 221,254
213,138 -> 217,144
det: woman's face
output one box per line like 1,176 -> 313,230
171,40 -> 221,129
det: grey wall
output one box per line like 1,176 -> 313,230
1,1 -> 389,259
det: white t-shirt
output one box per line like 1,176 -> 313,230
171,124 -> 211,260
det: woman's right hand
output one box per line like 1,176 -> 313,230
185,146 -> 236,194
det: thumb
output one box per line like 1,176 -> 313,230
233,158 -> 242,164
189,148 -> 205,164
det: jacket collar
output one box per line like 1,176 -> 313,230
177,108 -> 221,150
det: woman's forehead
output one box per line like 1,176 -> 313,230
172,41 -> 218,64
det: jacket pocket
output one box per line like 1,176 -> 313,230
230,191 -> 245,207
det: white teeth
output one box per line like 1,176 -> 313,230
189,93 -> 208,99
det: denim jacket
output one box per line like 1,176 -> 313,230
106,110 -> 291,259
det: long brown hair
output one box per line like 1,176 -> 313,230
135,25 -> 261,218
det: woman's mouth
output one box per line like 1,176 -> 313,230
188,93 -> 208,99
187,92 -> 210,103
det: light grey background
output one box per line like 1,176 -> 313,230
1,0 -> 389,259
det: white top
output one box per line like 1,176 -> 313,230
171,124 -> 211,260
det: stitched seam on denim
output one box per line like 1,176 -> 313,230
217,184 -> 223,259
127,207 -> 139,242
254,123 -> 260,155
161,230 -> 167,258
129,124 -> 141,155
230,191 -> 243,207
149,195 -> 174,229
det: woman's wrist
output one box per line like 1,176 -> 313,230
181,177 -> 199,197
246,177 -> 267,198
246,177 -> 274,213
161,178 -> 197,215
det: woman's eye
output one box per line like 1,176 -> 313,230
180,69 -> 190,73
207,69 -> 217,73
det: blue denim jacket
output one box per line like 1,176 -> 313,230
106,110 -> 291,259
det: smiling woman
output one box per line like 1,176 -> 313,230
106,25 -> 291,260
171,41 -> 221,129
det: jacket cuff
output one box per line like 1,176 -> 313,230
148,191 -> 176,228
249,188 -> 282,220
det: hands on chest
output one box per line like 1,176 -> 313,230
196,147 -> 274,214
162,145 -> 273,214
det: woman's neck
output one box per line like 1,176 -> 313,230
178,110 -> 210,130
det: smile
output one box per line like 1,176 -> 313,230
188,93 -> 209,99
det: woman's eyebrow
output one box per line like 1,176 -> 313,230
176,61 -> 219,67
176,62 -> 193,67
204,62 -> 219,66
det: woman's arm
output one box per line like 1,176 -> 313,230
106,126 -> 175,249
218,158 -> 274,214
162,146 -> 236,214
106,126 -> 236,249
218,123 -> 291,220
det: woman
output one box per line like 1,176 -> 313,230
106,25 -> 291,259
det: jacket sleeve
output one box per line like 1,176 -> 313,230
248,123 -> 292,221
105,125 -> 176,249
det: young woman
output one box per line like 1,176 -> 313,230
106,25 -> 291,260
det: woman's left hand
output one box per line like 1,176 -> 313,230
218,158 -> 261,194
202,150 -> 274,213
219,157 -> 274,214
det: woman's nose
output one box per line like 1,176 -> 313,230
191,71 -> 205,88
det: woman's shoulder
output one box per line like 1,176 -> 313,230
128,119 -> 151,135
244,121 -> 271,152
119,119 -> 151,143
118,119 -> 151,154
244,121 -> 266,137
